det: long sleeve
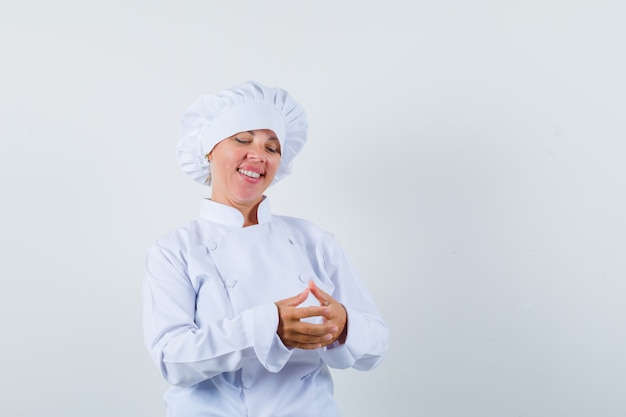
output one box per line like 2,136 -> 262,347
143,243 -> 293,387
143,199 -> 388,417
317,235 -> 390,370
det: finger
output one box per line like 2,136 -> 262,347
279,321 -> 340,349
308,280 -> 331,306
283,327 -> 335,345
280,319 -> 336,338
289,342 -> 323,350
289,305 -> 330,320
287,332 -> 333,345
288,287 -> 310,307
294,322 -> 337,338
276,287 -> 310,307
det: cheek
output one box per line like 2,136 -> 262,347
212,149 -> 240,172
210,159 -> 232,180
268,156 -> 281,173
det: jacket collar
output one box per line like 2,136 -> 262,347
198,196 -> 271,227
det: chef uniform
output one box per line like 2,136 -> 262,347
143,81 -> 389,417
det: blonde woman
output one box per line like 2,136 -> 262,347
143,81 -> 389,417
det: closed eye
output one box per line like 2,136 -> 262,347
234,136 -> 251,144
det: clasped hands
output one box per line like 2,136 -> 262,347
275,280 -> 347,350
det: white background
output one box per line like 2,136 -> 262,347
2,1 -> 625,416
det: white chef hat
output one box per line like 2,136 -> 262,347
177,80 -> 308,186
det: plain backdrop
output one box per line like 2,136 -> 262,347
1,1 -> 625,416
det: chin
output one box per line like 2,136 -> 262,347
233,192 -> 265,205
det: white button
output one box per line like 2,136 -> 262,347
298,274 -> 307,283
225,279 -> 238,288
207,241 -> 217,251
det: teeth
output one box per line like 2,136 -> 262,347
238,169 -> 261,179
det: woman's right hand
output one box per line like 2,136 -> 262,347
275,288 -> 338,350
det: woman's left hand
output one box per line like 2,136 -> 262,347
308,280 -> 348,345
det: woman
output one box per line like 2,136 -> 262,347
143,81 -> 389,417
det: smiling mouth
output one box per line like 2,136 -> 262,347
238,168 -> 262,179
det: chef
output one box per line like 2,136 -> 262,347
143,80 -> 389,417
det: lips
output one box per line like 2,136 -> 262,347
237,168 -> 262,179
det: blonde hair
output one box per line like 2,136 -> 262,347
204,152 -> 212,186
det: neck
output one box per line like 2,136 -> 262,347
240,202 -> 260,227
210,194 -> 264,227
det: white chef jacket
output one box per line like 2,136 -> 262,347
143,197 -> 389,417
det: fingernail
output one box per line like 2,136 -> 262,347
324,334 -> 332,341
330,326 -> 338,333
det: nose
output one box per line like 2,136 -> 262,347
246,144 -> 266,162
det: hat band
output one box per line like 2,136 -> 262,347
201,103 -> 287,154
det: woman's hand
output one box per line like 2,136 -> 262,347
307,280 -> 347,345
275,282 -> 347,349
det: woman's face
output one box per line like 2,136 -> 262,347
209,129 -> 281,210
